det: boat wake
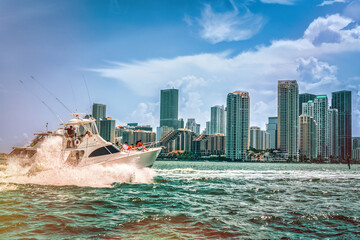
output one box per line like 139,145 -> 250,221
0,137 -> 155,188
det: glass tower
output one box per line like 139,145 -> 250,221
331,90 -> 352,159
160,89 -> 179,130
277,80 -> 299,159
226,91 -> 250,161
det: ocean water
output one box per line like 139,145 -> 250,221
1,161 -> 360,239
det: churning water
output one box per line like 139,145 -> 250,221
1,160 -> 360,239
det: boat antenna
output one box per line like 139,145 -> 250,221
30,76 -> 73,114
69,79 -> 77,112
19,80 -> 64,123
83,75 -> 92,115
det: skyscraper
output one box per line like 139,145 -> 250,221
299,114 -> 317,159
92,103 -> 106,131
266,117 -> 277,149
328,108 -> 339,158
185,118 -> 200,135
210,105 -> 226,135
332,90 -> 352,159
277,80 -> 299,159
178,118 -> 184,129
250,126 -> 270,150
226,91 -> 250,161
160,89 -> 179,130
299,93 -> 316,115
100,118 -> 115,144
303,95 -> 329,158
314,95 -> 328,158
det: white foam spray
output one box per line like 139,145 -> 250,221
1,136 -> 155,188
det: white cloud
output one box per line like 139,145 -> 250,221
297,56 -> 339,91
91,14 -> 360,131
259,0 -> 297,4
195,1 -> 264,43
344,0 -> 360,20
318,0 -> 347,7
130,102 -> 159,128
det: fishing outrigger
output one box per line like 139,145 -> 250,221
9,113 -> 162,172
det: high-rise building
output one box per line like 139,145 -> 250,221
277,80 -> 299,159
92,103 -> 106,131
328,108 -> 339,158
332,90 -> 352,159
178,118 -> 184,129
353,137 -> 360,150
314,95 -> 329,158
210,105 -> 226,135
160,89 -> 179,130
299,114 -> 317,159
266,117 -> 277,149
226,91 -> 250,161
100,118 -> 115,144
185,118 -> 200,135
204,121 -> 211,134
250,126 -> 270,150
303,95 -> 329,158
299,93 -> 316,115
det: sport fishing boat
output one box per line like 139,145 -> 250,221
9,114 -> 162,170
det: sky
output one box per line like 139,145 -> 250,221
0,0 -> 360,152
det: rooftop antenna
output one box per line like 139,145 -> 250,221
30,76 -> 73,114
83,75 -> 92,116
19,80 -> 64,123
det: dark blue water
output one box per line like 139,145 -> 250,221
1,162 -> 360,239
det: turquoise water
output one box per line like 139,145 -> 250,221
1,162 -> 360,239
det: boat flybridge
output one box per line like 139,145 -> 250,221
9,113 -> 162,170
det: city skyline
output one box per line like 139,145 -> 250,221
1,0 -> 360,153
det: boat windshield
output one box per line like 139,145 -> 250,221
77,123 -> 96,137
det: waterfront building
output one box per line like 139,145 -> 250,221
314,95 -> 329,158
299,93 -> 316,115
92,103 -> 106,131
277,80 -> 299,159
302,100 -> 314,117
352,148 -> 360,161
266,117 -> 277,149
159,129 -> 197,153
299,114 -> 317,159
100,117 -> 115,144
192,133 -> 226,156
210,105 -> 226,135
332,90 -> 352,159
328,108 -> 339,158
116,126 -> 156,145
353,137 -> 360,150
303,95 -> 330,158
226,91 -> 250,161
126,123 -> 152,132
159,126 -> 174,141
160,89 -> 179,130
250,126 -> 270,150
204,121 -> 211,135
178,118 -> 184,129
185,118 -> 200,135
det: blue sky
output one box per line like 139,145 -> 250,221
0,0 -> 360,152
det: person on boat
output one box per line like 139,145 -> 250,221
66,126 -> 76,148
136,140 -> 149,152
121,142 -> 129,151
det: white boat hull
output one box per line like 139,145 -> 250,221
80,147 -> 162,168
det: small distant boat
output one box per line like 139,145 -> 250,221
9,114 -> 162,171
